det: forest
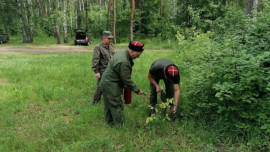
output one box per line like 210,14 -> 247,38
0,0 -> 266,43
0,0 -> 269,151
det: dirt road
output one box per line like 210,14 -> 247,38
0,46 -> 171,54
0,47 -> 91,54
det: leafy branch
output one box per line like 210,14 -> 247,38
146,98 -> 174,124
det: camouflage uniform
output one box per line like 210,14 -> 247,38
99,50 -> 140,125
92,42 -> 115,103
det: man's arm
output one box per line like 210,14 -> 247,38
92,46 -> 101,78
147,72 -> 161,92
119,64 -> 143,94
171,84 -> 180,114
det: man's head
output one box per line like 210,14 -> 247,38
128,41 -> 144,59
164,64 -> 179,81
102,31 -> 113,45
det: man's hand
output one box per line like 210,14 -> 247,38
138,90 -> 144,95
156,85 -> 162,93
171,105 -> 177,114
95,73 -> 101,79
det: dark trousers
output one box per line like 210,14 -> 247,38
150,78 -> 174,107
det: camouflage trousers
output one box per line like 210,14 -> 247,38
93,71 -> 104,103
93,78 -> 102,103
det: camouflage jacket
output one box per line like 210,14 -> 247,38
99,50 -> 140,95
92,42 -> 115,73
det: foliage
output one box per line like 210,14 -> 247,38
146,98 -> 174,125
0,0 -> 262,43
175,4 -> 270,151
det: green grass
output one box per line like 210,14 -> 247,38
0,48 -> 255,151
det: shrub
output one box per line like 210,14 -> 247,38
175,5 -> 270,150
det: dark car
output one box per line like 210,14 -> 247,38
0,30 -> 8,44
74,29 -> 90,46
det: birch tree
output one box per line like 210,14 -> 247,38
18,0 -> 29,43
52,0 -> 61,44
63,0 -> 68,43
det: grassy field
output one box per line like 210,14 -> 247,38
0,40 -> 255,151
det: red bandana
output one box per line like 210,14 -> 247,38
167,65 -> 178,77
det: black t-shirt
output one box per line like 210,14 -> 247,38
149,58 -> 180,84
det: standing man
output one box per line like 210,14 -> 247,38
92,31 -> 115,104
147,59 -> 180,115
99,41 -> 145,126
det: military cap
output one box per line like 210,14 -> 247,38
103,31 -> 114,39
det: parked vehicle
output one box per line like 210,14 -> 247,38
0,30 -> 8,44
74,29 -> 90,46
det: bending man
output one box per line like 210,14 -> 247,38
147,59 -> 180,114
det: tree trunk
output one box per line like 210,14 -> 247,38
63,0 -> 68,43
79,0 -> 82,11
52,0 -> 61,44
70,0 -> 73,36
85,0 -> 89,32
27,0 -> 34,43
245,0 -> 258,15
4,0 -> 13,41
75,0 -> 78,29
112,0 -> 116,44
54,18 -> 61,44
107,0 -> 112,30
43,0 -> 48,17
18,0 -> 29,43
20,18 -> 29,43
82,0 -> 84,11
130,0 -> 135,41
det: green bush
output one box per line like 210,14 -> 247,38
175,5 -> 270,150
